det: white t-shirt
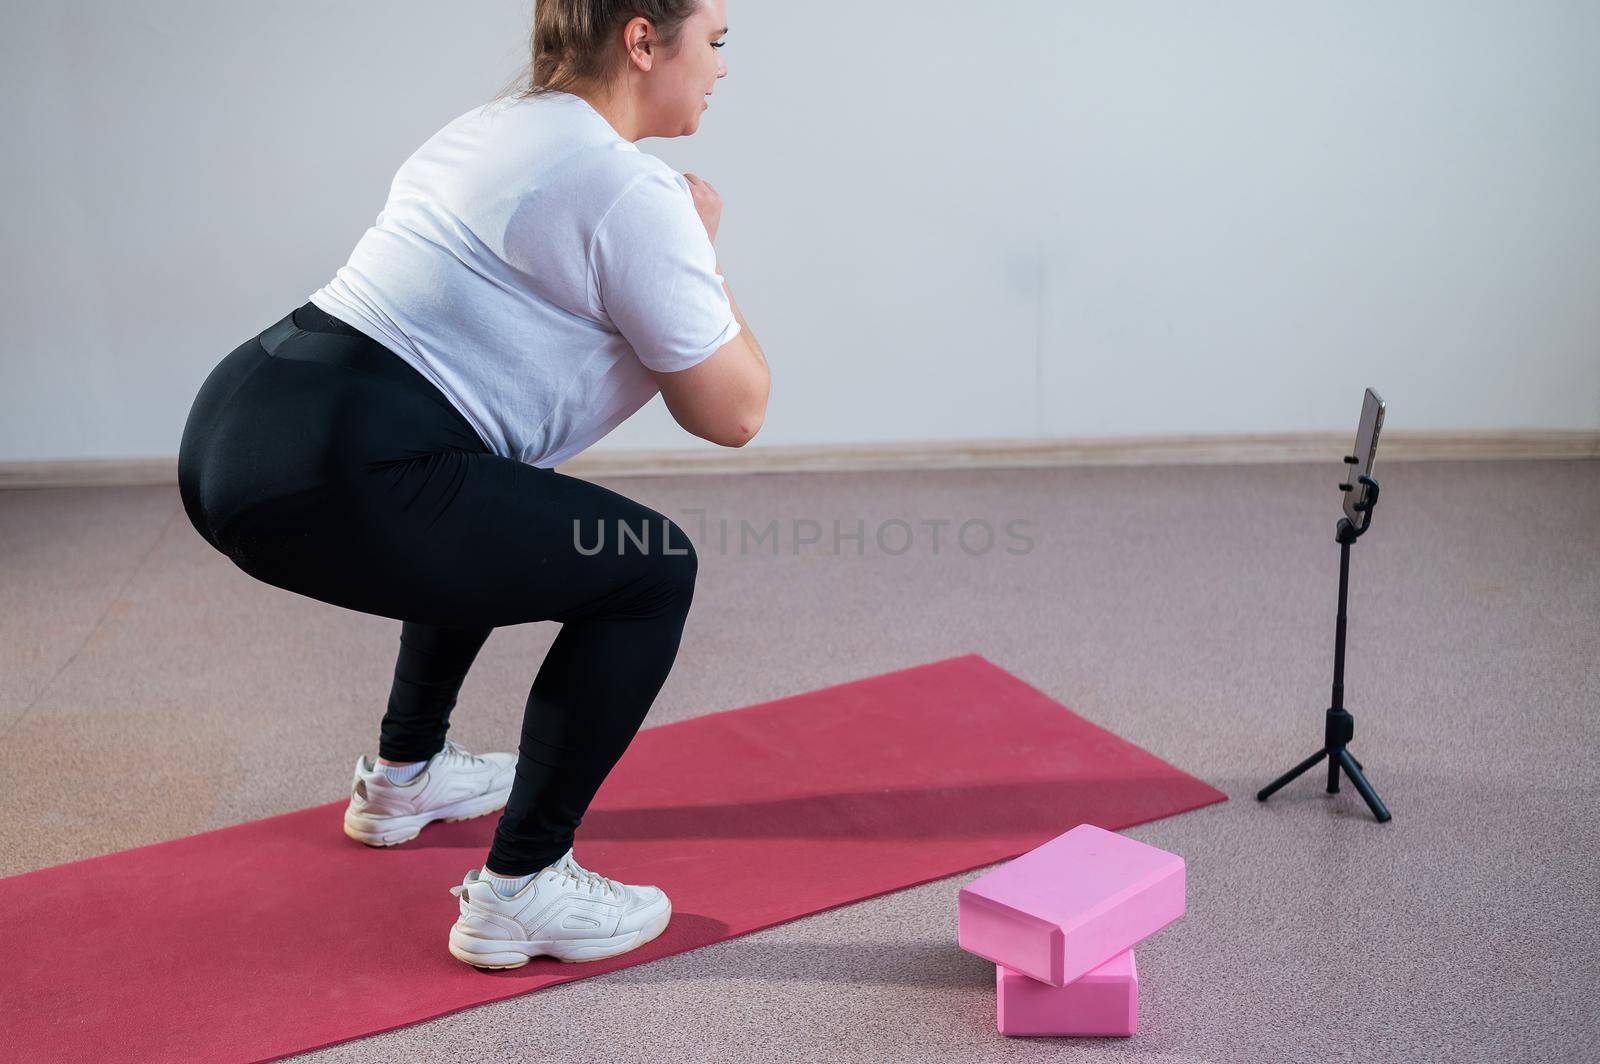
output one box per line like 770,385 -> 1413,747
307,90 -> 740,468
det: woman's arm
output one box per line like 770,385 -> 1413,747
648,268 -> 769,448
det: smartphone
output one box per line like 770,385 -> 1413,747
1342,388 -> 1387,530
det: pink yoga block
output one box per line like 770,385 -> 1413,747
957,823 -> 1185,987
997,949 -> 1139,1037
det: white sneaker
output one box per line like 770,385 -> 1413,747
447,847 -> 672,969
342,738 -> 516,847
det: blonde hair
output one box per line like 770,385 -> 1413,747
494,0 -> 704,102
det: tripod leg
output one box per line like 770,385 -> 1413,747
1257,748 -> 1328,802
1335,747 -> 1391,823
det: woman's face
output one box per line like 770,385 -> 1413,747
645,0 -> 729,137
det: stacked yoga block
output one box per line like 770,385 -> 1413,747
957,823 -> 1186,1037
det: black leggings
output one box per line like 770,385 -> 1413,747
178,301 -> 698,875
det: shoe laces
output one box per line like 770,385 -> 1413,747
435,738 -> 486,771
552,855 -> 623,900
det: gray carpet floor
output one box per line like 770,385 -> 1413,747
1,458 -> 1595,1063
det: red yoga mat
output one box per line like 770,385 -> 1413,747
2,654 -> 1226,1062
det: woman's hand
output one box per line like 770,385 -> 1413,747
682,172 -> 722,245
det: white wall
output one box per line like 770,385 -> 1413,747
2,0 -> 1596,463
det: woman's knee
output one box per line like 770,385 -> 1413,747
620,515 -> 698,617
591,511 -> 696,572
555,481 -> 699,618
649,517 -> 698,600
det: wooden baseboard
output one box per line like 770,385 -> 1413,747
1,429 -> 1594,489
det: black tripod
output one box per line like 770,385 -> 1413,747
1257,462 -> 1392,822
